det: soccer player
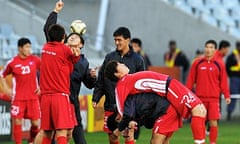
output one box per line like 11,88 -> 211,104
39,23 -> 80,144
215,40 -> 230,61
186,40 -> 231,144
104,60 -> 207,144
111,92 -> 181,144
131,38 -> 152,69
92,27 -> 145,144
0,37 -> 41,144
42,1 -> 97,143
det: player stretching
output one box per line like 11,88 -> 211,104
104,60 -> 207,144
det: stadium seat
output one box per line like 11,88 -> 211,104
0,35 -> 11,59
0,23 -> 14,39
164,0 -> 240,37
228,27 -> 240,38
173,0 -> 193,15
25,34 -> 41,54
200,12 -> 218,27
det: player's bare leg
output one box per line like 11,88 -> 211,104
55,129 -> 69,144
108,133 -> 120,144
67,129 -> 73,143
151,133 -> 168,144
41,130 -> 53,144
29,119 -> 40,143
191,104 -> 207,144
123,121 -> 136,144
34,130 -> 44,144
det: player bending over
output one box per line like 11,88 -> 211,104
104,60 -> 207,144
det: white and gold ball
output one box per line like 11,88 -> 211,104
70,20 -> 87,35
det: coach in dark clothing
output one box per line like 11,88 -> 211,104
92,27 -> 145,143
118,93 -> 170,131
70,54 -> 96,144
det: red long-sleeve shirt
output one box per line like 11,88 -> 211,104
0,55 -> 40,101
186,56 -> 230,102
40,42 -> 80,95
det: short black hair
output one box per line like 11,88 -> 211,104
169,40 -> 176,46
219,40 -> 230,50
205,40 -> 217,49
196,49 -> 203,55
104,60 -> 119,81
236,41 -> 240,49
48,24 -> 66,42
18,37 -> 31,47
131,38 -> 142,47
113,27 -> 131,39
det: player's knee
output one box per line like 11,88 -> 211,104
67,130 -> 73,142
209,120 -> 218,127
31,119 -> 40,126
109,133 -> 119,142
151,134 -> 165,144
192,104 -> 207,117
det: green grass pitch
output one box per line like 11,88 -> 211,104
2,120 -> 240,144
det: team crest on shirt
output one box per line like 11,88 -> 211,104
200,66 -> 207,70
29,61 -> 33,65
14,64 -> 22,68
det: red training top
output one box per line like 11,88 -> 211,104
0,55 -> 40,101
115,71 -> 169,116
40,42 -> 80,95
186,56 -> 230,102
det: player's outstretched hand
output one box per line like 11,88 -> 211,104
54,0 -> 64,13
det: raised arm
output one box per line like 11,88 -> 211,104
43,1 -> 64,42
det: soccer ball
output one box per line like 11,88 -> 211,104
70,20 -> 87,35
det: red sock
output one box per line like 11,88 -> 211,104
57,136 -> 67,144
209,126 -> 218,144
41,137 -> 51,144
13,125 -> 22,144
125,140 -> 135,144
191,116 -> 206,144
29,125 -> 39,142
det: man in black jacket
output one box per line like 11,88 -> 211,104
92,27 -> 145,144
40,1 -> 96,144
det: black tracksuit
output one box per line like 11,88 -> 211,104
118,93 -> 170,131
92,49 -> 145,112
